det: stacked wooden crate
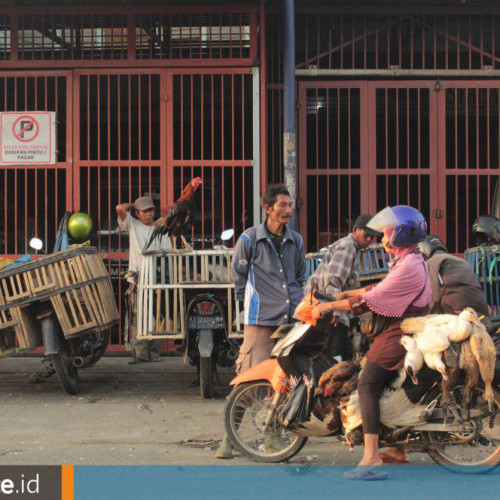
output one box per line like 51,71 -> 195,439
0,247 -> 119,355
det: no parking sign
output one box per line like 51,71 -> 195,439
0,111 -> 57,165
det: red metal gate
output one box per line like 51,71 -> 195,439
298,80 -> 439,251
437,82 -> 500,254
367,82 -> 439,234
72,67 -> 256,349
299,80 -> 500,253
0,71 -> 73,257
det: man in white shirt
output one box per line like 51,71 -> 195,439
116,196 -> 171,363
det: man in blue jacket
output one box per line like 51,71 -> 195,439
216,185 -> 305,458
232,186 -> 306,372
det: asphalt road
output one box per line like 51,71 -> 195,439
0,356 -> 433,466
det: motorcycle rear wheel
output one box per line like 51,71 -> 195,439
424,385 -> 500,472
200,356 -> 213,399
225,381 -> 307,463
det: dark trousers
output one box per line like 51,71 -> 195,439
357,360 -> 397,434
324,323 -> 350,360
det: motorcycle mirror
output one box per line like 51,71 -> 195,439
220,229 -> 234,241
29,238 -> 43,251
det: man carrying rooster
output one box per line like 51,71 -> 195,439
216,185 -> 306,459
116,196 -> 172,364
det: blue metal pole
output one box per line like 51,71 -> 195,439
283,0 -> 296,230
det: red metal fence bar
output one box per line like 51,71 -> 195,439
0,71 -> 73,257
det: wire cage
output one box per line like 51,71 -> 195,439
305,243 -> 391,285
464,245 -> 500,321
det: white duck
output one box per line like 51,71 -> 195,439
401,309 -> 475,343
391,336 -> 424,388
413,326 -> 449,381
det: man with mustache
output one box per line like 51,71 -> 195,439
216,185 -> 306,458
117,196 -> 171,364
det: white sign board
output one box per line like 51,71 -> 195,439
0,112 -> 57,166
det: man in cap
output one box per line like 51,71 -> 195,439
304,214 -> 381,360
116,196 -> 172,363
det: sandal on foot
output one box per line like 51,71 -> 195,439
343,467 -> 388,481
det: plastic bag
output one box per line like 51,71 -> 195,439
294,293 -> 321,326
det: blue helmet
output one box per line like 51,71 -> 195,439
367,205 -> 427,248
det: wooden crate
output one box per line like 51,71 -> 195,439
0,247 -> 119,339
0,305 -> 41,357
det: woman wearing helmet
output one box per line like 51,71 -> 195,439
313,205 -> 431,479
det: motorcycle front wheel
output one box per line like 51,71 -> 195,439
51,336 -> 80,395
424,385 -> 500,472
225,381 -> 307,463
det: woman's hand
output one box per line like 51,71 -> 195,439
333,291 -> 346,300
312,302 -> 334,320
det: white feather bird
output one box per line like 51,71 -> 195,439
340,388 -> 427,432
391,336 -> 424,388
401,309 -> 475,343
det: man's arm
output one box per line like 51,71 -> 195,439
116,202 -> 133,223
231,235 -> 252,302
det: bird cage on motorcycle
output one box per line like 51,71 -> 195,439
136,249 -> 244,341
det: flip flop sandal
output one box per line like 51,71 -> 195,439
128,357 -> 150,365
343,468 -> 388,481
150,357 -> 163,362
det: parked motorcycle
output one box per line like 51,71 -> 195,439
185,229 -> 239,398
224,292 -> 500,470
0,228 -> 118,395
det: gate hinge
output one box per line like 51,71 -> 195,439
296,100 -> 301,111
435,80 -> 441,92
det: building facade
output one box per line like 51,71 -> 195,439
1,0 -> 499,347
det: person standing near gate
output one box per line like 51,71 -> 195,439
304,214 -> 380,360
116,196 -> 172,364
215,185 -> 306,459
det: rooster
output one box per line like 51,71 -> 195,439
143,177 -> 202,251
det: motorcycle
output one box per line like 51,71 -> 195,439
0,218 -> 117,395
223,292 -> 500,470
185,229 -> 239,398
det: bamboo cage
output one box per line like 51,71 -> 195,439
0,247 -> 119,348
137,249 -> 243,341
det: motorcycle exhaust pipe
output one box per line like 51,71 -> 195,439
227,347 -> 239,361
72,356 -> 91,368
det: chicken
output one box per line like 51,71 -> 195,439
391,336 -> 424,388
323,380 -> 343,397
143,177 -> 203,251
340,388 -> 426,432
337,371 -> 359,397
318,361 -> 359,389
469,321 -> 497,410
340,392 -> 363,433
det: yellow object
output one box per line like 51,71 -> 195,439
69,240 -> 90,248
0,257 -> 15,271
